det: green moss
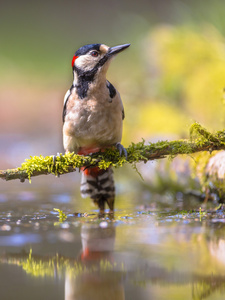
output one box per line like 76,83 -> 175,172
15,123 -> 225,182
190,122 -> 217,144
5,249 -> 125,278
53,208 -> 67,222
18,152 -> 94,182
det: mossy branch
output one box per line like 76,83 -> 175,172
1,123 -> 225,182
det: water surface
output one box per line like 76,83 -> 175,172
0,193 -> 225,300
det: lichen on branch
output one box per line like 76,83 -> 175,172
1,122 -> 225,182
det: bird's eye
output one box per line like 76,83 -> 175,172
91,51 -> 99,57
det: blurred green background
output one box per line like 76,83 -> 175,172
1,0 -> 225,207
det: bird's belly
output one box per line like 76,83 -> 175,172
63,102 -> 122,152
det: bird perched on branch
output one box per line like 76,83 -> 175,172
62,43 -> 130,213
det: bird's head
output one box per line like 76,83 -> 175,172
71,43 -> 130,79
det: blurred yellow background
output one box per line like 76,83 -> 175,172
1,0 -> 225,203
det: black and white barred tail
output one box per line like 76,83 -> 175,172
80,167 -> 115,212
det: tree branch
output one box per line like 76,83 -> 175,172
1,123 -> 225,182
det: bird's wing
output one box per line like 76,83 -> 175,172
62,87 -> 72,123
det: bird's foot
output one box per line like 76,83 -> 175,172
115,143 -> 128,159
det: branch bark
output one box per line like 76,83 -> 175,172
1,123 -> 225,182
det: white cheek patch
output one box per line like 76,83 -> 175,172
75,55 -> 97,71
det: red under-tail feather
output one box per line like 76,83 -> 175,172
78,147 -> 115,211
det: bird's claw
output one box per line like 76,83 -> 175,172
116,143 -> 127,159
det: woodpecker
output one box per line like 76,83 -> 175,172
63,43 -> 130,213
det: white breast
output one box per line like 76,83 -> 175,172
63,84 -> 124,153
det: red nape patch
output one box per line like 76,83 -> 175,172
71,55 -> 78,67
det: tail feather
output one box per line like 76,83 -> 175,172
80,167 -> 115,211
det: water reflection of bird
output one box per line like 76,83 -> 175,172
62,43 -> 130,213
80,223 -> 115,261
65,223 -> 125,300
2,222 -> 225,300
